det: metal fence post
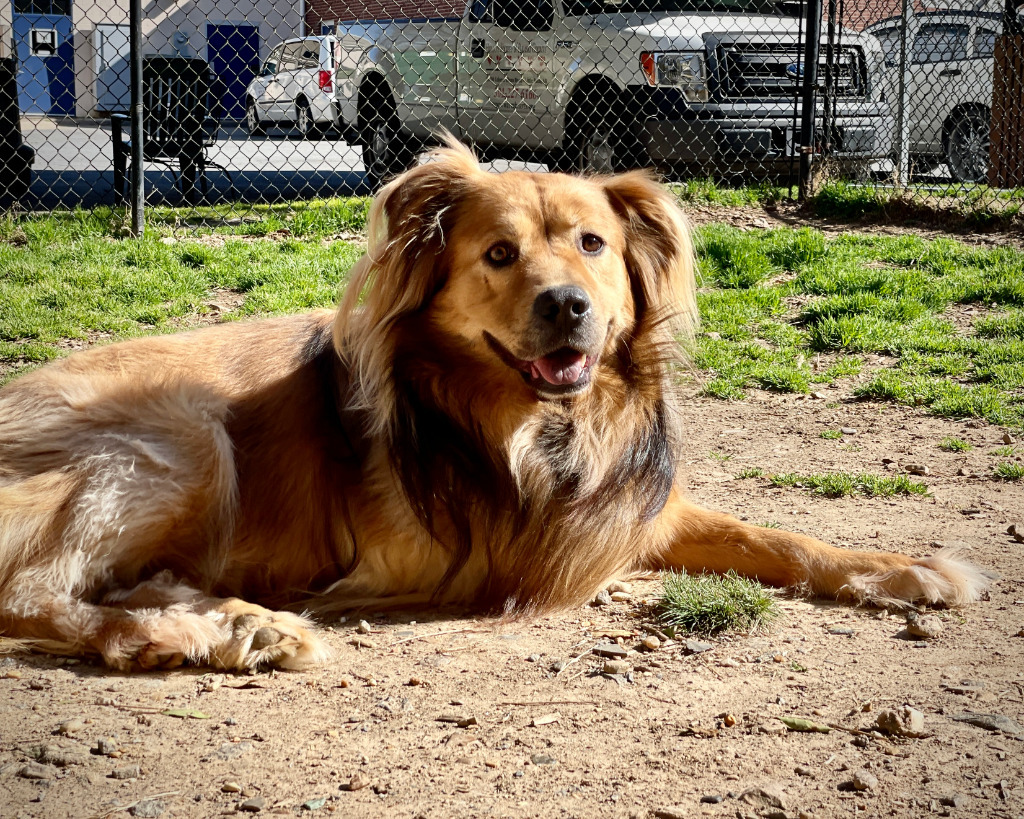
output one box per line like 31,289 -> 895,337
799,0 -> 823,201
894,0 -> 912,187
129,0 -> 144,236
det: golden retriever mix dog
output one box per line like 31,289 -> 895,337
0,142 -> 987,672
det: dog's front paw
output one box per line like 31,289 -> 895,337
208,601 -> 332,671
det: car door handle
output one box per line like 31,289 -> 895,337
939,68 -> 961,77
471,38 -> 485,59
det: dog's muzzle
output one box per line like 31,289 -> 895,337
485,286 -> 603,397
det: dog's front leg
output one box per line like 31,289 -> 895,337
647,491 -> 989,607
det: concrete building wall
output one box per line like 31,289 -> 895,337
68,0 -> 301,117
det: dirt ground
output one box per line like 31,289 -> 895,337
2,210 -> 1024,819
1,381 -> 1022,819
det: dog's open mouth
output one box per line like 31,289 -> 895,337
484,333 -> 596,396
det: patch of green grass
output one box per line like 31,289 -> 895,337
660,570 -> 779,636
670,179 -> 791,207
820,429 -> 843,440
708,451 -> 732,462
992,445 -> 1019,457
736,467 -> 765,479
940,437 -> 973,452
697,225 -> 779,288
768,472 -> 929,498
975,310 -> 1024,339
0,206 -> 365,380
854,372 -> 1015,426
995,461 -> 1024,480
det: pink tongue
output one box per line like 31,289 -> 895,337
532,352 -> 586,386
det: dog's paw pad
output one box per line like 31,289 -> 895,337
212,607 -> 331,671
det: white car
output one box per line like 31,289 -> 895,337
245,36 -> 342,138
867,11 -> 1004,183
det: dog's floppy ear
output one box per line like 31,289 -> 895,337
336,136 -> 481,426
601,172 -> 698,343
339,137 -> 480,328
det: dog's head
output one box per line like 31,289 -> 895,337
338,139 -> 696,412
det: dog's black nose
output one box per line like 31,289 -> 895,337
533,286 -> 592,334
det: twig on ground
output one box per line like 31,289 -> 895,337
89,792 -> 179,819
388,627 -> 487,648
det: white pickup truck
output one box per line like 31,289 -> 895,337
329,0 -> 891,187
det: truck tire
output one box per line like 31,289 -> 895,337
360,84 -> 415,191
246,99 -> 265,137
944,108 -> 989,184
555,90 -> 648,176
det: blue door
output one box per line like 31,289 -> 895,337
207,24 -> 260,120
13,11 -> 76,115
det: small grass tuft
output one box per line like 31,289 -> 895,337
820,429 -> 843,440
660,570 -> 779,636
992,445 -> 1018,457
940,437 -> 972,452
995,461 -> 1024,480
769,471 -> 929,498
736,467 -> 765,479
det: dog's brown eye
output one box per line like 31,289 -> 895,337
486,243 -> 516,266
580,234 -> 604,254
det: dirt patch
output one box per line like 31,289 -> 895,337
1,390 -> 1022,819
684,200 -> 1024,251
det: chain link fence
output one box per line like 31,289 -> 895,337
1,0 -> 1022,219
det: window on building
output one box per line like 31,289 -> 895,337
13,0 -> 72,15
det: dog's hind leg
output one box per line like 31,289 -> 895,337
649,492 -> 990,607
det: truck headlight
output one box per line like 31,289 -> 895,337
640,52 -> 708,102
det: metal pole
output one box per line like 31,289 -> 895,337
129,0 -> 144,236
894,0 -> 912,187
799,0 -> 823,201
823,0 -> 836,155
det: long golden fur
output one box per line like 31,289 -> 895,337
0,142 -> 989,671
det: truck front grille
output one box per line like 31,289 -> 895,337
717,42 -> 867,101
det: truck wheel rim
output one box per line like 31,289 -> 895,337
247,105 -> 258,132
949,117 -> 988,183
299,105 -> 310,135
584,128 -> 614,174
370,122 -> 392,174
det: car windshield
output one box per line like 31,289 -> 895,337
564,0 -> 781,14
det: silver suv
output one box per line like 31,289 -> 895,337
245,36 -> 341,138
868,10 -> 1005,183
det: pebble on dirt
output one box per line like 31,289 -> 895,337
876,706 -> 926,737
683,640 -> 714,655
128,800 -> 165,818
949,711 -> 1024,736
342,773 -> 371,791
591,590 -> 613,607
906,612 -> 943,640
109,765 -> 141,780
592,643 -> 629,659
603,659 -> 630,675
55,719 -> 85,735
18,762 -> 55,780
851,769 -> 878,791
238,796 -> 267,812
